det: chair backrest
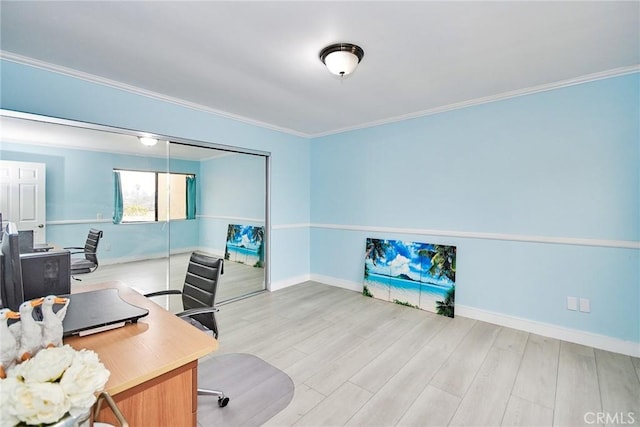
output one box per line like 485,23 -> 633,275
84,229 -> 103,265
182,252 -> 223,332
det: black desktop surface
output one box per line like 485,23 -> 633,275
33,244 -> 54,252
61,288 -> 149,336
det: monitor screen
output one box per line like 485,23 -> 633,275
1,223 -> 24,310
18,230 -> 34,253
20,251 -> 71,302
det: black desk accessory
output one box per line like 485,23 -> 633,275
61,288 -> 149,336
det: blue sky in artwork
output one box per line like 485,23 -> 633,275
365,239 -> 454,285
227,225 -> 262,250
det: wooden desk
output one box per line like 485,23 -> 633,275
64,281 -> 218,427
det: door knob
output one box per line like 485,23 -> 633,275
38,224 -> 44,228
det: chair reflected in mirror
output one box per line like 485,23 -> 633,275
65,228 -> 103,281
144,252 -> 229,408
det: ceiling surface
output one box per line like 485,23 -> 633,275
0,115 -> 230,160
1,1 -> 639,137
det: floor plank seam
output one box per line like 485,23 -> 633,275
498,334 -> 529,427
550,338 -> 562,427
445,329 -> 502,424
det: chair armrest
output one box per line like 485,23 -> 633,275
63,246 -> 85,250
65,249 -> 99,257
177,307 -> 219,319
144,289 -> 183,298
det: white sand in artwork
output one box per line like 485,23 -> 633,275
418,293 -> 439,314
365,279 -> 389,301
390,286 -> 420,308
365,277 -> 451,316
228,248 -> 260,266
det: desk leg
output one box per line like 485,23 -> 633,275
96,361 -> 197,427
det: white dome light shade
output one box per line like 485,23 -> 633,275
319,43 -> 364,77
138,136 -> 158,146
324,51 -> 360,76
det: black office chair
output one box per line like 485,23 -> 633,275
145,252 -> 229,408
65,228 -> 103,281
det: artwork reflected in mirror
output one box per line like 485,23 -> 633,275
0,113 -> 269,305
363,238 -> 457,317
225,224 -> 265,268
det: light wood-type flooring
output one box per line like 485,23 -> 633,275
209,281 -> 640,427
75,252 -> 265,310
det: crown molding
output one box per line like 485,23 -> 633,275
0,51 -> 309,138
309,64 -> 640,138
2,51 -> 637,139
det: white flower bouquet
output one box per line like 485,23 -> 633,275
0,345 -> 110,427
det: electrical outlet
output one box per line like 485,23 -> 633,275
104,243 -> 111,252
579,298 -> 590,313
97,213 -> 103,220
567,296 -> 578,311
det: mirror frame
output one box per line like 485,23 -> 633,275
0,108 -> 272,292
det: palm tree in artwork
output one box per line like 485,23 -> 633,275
365,239 -> 388,266
418,245 -> 456,282
225,224 -> 242,260
249,226 -> 264,245
226,225 -> 242,243
436,285 -> 455,318
250,226 -> 265,267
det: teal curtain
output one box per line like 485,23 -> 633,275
113,171 -> 124,224
186,175 -> 196,220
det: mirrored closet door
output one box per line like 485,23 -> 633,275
0,110 -> 270,307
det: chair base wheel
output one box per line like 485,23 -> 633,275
218,397 -> 229,407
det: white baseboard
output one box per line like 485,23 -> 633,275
196,247 -> 225,258
269,274 -> 311,291
309,274 -> 363,293
100,247 -> 198,266
456,305 -> 640,358
303,274 -> 639,357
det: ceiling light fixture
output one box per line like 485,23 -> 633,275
319,43 -> 364,77
138,136 -> 158,147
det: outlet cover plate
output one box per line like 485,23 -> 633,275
579,298 -> 590,313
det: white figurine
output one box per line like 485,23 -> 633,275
0,308 -> 20,378
16,298 -> 44,361
40,295 -> 70,348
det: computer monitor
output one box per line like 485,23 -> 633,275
20,250 -> 71,302
1,222 -> 70,310
18,229 -> 34,253
1,222 -> 25,310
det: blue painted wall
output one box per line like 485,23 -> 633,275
0,141 -> 201,260
2,58 -> 637,344
199,153 -> 266,254
310,74 -> 640,343
0,59 -> 311,285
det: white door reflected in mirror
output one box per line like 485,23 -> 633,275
0,160 -> 47,244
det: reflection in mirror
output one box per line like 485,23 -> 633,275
0,112 -> 269,307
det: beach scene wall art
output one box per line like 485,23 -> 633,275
363,238 -> 457,317
225,224 -> 265,268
